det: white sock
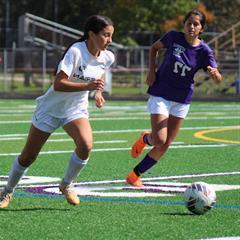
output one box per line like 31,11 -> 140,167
5,157 -> 29,193
62,152 -> 88,185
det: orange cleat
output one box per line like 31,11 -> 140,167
131,131 -> 150,158
126,171 -> 144,187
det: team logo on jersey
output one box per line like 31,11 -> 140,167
78,65 -> 86,72
73,65 -> 90,81
173,43 -> 185,57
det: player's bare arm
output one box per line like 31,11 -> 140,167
207,66 -> 222,83
54,71 -> 104,92
95,90 -> 106,108
146,40 -> 165,86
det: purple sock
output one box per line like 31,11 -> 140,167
133,154 -> 157,176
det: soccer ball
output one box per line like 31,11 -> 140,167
183,182 -> 216,215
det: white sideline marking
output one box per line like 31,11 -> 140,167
0,138 -> 128,143
0,116 -> 239,124
64,171 -> 240,186
1,171 -> 239,192
198,237 -> 240,240
0,125 -> 239,138
0,111 -> 237,117
0,103 -> 239,111
43,181 -> 240,197
1,172 -> 238,199
0,176 -> 61,186
0,137 -> 24,140
0,143 -> 237,156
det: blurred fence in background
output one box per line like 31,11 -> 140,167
1,13 -> 239,100
0,46 -> 239,99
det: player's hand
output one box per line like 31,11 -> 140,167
207,66 -> 222,83
146,71 -> 156,86
87,79 -> 105,91
95,90 -> 105,108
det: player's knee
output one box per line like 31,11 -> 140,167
165,137 -> 175,147
18,153 -> 38,167
156,139 -> 172,149
83,142 -> 93,154
152,135 -> 167,147
76,141 -> 92,156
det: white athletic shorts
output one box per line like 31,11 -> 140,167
147,95 -> 190,118
32,109 -> 89,133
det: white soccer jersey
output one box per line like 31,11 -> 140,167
35,41 -> 115,118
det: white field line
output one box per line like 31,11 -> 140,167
71,171 -> 240,185
0,137 -> 24,140
0,105 -> 35,110
0,143 -> 237,156
0,114 -> 32,117
51,139 -> 127,143
1,111 -> 237,116
0,111 -> 237,117
0,104 -> 239,110
0,125 -> 239,138
0,138 -> 128,143
0,135 -> 184,146
0,116 -> 240,124
2,171 -> 239,188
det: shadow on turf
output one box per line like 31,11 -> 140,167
0,207 -> 71,212
161,212 -> 194,216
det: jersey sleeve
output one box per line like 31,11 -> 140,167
57,46 -> 77,77
202,46 -> 218,71
160,31 -> 174,48
105,50 -> 115,69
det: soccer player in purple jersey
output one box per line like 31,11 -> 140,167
126,9 -> 222,187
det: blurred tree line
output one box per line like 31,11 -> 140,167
0,0 -> 240,47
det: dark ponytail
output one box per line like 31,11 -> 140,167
55,15 -> 113,75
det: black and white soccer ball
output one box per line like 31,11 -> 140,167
183,182 -> 216,215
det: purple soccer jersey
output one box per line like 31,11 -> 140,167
147,31 -> 218,103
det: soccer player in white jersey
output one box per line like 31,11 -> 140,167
126,9 -> 222,187
0,15 -> 115,208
